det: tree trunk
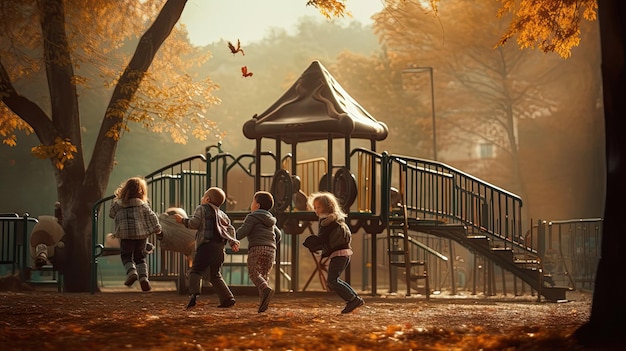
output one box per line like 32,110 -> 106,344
3,1 -> 188,291
574,0 -> 626,348
53,0 -> 188,292
55,199 -> 93,292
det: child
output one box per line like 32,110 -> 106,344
109,177 -> 162,292
305,191 -> 364,313
174,187 -> 240,309
236,191 -> 282,313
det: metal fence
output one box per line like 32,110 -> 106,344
0,214 -> 62,289
526,218 -> 602,291
90,152 -> 294,294
0,213 -> 32,278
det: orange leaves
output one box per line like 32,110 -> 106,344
178,328 -> 193,336
269,327 -> 285,340
0,105 -> 34,146
306,0 -> 350,19
105,121 -> 128,141
213,335 -> 230,349
495,0 -> 598,58
31,137 -> 77,170
0,292 -> 591,351
65,323 -> 89,334
1,134 -> 18,147
385,324 -> 405,336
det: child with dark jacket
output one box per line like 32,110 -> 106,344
236,191 -> 282,313
305,191 -> 364,314
174,187 -> 240,309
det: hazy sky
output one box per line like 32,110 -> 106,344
179,0 -> 385,46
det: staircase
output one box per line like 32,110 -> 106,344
376,152 -> 573,302
405,220 -> 571,302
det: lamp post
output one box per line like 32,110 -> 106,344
402,66 -> 437,161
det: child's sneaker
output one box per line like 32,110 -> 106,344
258,287 -> 274,313
186,294 -> 198,309
139,277 -> 151,292
124,273 -> 138,287
341,296 -> 364,313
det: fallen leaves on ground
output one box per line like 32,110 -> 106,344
0,290 -> 592,350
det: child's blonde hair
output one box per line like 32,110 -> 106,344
308,192 -> 346,220
114,177 -> 148,202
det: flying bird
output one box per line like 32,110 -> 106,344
228,39 -> 245,56
241,66 -> 253,77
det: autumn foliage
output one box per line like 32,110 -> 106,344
496,0 -> 598,58
0,290 -> 592,351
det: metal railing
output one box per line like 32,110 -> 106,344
347,149 -> 530,295
385,153 -> 523,246
0,214 -> 42,281
90,151 -> 293,294
88,145 -> 599,297
527,218 -> 602,291
0,214 -> 33,279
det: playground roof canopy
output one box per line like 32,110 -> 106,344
243,60 -> 388,144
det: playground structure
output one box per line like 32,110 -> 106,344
84,144 -> 601,301
89,61 -> 600,301
0,61 -> 601,300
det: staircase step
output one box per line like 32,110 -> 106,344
390,261 -> 426,267
542,274 -> 556,287
541,286 -> 572,302
467,236 -> 491,249
514,258 -> 540,265
491,247 -> 514,260
467,235 -> 488,240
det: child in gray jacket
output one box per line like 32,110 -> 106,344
236,191 -> 282,313
175,187 -> 240,309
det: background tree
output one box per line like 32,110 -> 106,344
0,0 -> 362,292
574,0 -> 624,347
372,0 -> 603,224
459,0 -> 619,346
341,0 -> 616,346
331,50 -> 436,158
2,1 -> 622,345
0,0 -> 220,291
1,12 -> 382,218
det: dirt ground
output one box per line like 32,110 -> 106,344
0,286 -> 602,351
